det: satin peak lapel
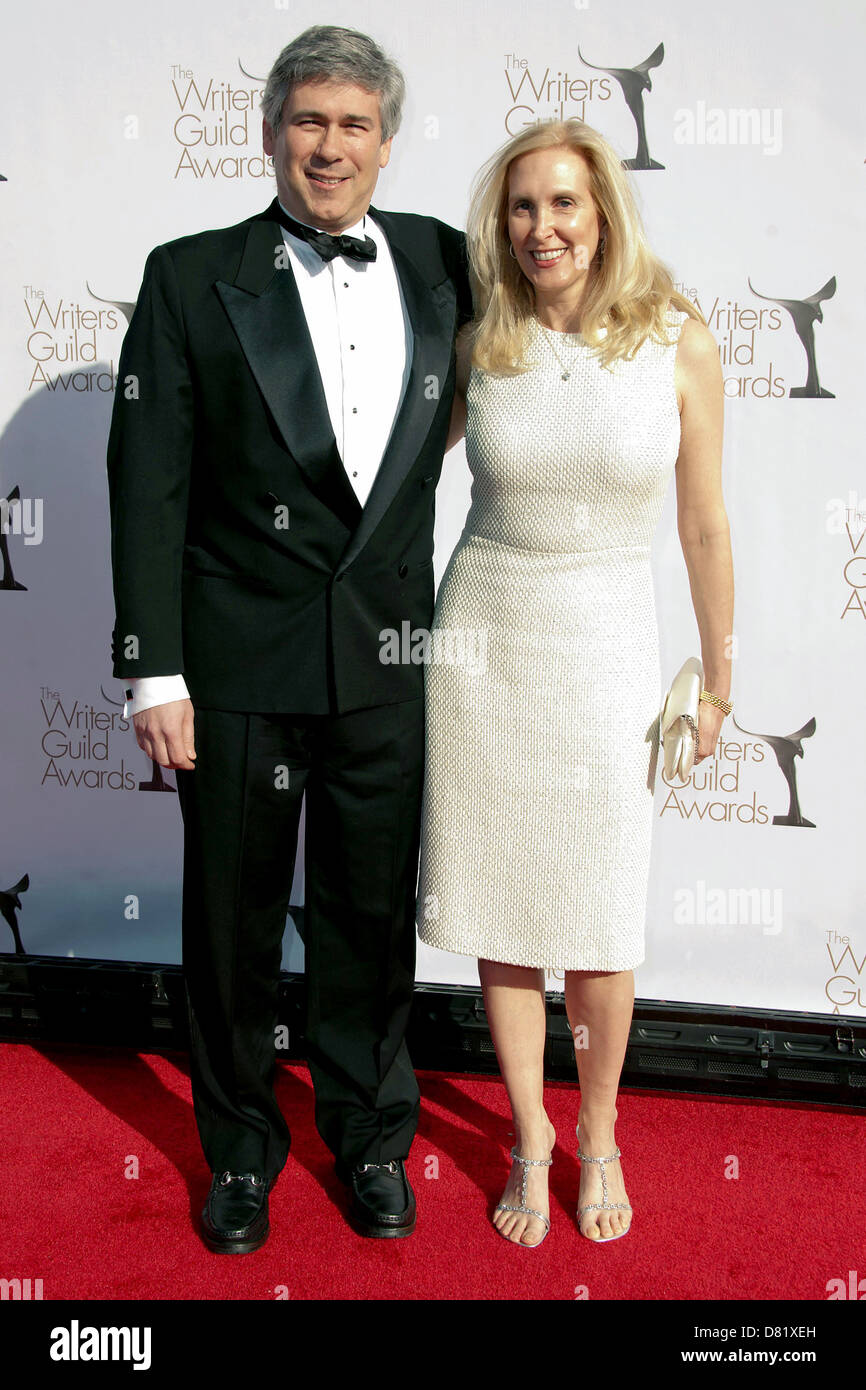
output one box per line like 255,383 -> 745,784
337,208 -> 458,572
214,201 -> 458,557
214,204 -> 361,532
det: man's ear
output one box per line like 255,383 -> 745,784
378,136 -> 394,169
262,116 -> 274,157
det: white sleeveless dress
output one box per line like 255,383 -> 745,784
415,309 -> 687,971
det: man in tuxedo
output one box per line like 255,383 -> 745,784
106,24 -> 471,1253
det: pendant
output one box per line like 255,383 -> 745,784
561,371 -> 570,380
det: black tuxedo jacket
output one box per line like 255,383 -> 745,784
106,196 -> 472,714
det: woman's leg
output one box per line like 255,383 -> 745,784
479,958 -> 556,1246
564,969 -> 635,1239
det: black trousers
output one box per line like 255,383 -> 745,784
174,698 -> 424,1182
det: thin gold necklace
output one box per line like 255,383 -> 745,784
536,318 -> 582,380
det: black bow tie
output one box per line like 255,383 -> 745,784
275,206 -> 377,264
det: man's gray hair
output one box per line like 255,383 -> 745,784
261,25 -> 405,143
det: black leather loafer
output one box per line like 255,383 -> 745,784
335,1158 -> 416,1238
201,1170 -> 273,1254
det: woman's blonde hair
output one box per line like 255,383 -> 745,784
466,118 -> 703,373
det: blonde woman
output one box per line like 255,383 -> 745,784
416,119 -> 733,1247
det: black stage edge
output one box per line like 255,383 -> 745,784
1,949 -> 864,1109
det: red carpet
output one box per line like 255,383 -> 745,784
1,1040 -> 862,1301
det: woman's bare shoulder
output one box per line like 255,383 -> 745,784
673,315 -> 721,412
676,314 -> 718,363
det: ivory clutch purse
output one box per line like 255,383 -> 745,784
659,656 -> 704,785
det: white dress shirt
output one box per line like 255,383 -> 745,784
122,203 -> 413,718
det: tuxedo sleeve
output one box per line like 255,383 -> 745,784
106,243 -> 193,679
122,673 -> 191,719
433,218 -> 473,331
453,230 -> 474,331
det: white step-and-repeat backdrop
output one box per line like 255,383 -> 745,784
1,0 -> 863,1015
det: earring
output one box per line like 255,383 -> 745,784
508,243 -> 517,259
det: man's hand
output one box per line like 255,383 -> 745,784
133,698 -> 196,770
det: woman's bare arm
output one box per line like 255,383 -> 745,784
673,316 -> 734,762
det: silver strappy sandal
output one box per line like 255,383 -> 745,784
576,1122 -> 632,1242
494,1146 -> 553,1248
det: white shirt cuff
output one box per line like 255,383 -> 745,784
122,674 -> 190,718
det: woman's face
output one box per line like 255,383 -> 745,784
506,146 -> 603,300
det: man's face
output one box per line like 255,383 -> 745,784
262,78 -> 393,232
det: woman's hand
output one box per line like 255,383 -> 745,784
694,700 -> 726,764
